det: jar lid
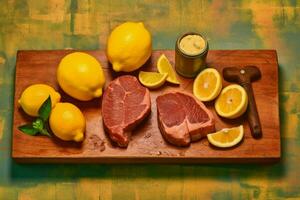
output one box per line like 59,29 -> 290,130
176,32 -> 208,57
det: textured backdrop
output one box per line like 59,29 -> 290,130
0,0 -> 299,199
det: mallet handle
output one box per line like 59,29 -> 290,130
241,82 -> 262,138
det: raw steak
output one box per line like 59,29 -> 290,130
102,75 -> 151,147
156,92 -> 215,147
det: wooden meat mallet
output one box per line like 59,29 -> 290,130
223,66 -> 262,138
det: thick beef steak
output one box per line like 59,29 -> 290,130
102,75 -> 151,147
156,92 -> 215,147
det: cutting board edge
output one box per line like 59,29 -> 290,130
12,155 -> 281,164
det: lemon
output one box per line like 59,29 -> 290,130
107,22 -> 152,72
49,103 -> 85,142
18,84 -> 61,117
207,125 -> 244,148
193,68 -> 222,102
157,54 -> 180,84
57,52 -> 105,101
138,71 -> 168,89
215,84 -> 248,119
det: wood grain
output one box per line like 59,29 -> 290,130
12,50 -> 281,163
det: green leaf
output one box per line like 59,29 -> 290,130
40,128 -> 51,137
38,96 -> 52,122
32,118 -> 44,131
18,124 -> 39,136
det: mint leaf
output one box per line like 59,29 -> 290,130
32,118 -> 44,131
18,124 -> 39,136
40,128 -> 51,137
19,96 -> 52,138
38,96 -> 52,122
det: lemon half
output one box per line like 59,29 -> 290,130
193,68 -> 222,102
215,84 -> 248,119
207,125 -> 244,148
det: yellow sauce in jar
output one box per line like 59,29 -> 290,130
179,34 -> 206,56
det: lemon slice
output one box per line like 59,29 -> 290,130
215,84 -> 248,119
193,68 -> 222,102
138,71 -> 168,89
207,125 -> 244,148
157,54 -> 180,84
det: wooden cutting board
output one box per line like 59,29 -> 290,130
12,50 -> 280,163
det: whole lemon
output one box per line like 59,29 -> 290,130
18,84 -> 61,117
49,103 -> 85,142
107,22 -> 152,72
57,52 -> 105,101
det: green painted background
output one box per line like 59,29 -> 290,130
0,0 -> 299,199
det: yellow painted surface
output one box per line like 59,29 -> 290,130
0,119 -> 4,141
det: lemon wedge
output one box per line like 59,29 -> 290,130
193,68 -> 222,102
157,54 -> 180,84
138,71 -> 168,89
215,84 -> 248,119
207,125 -> 244,148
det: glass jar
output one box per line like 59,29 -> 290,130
175,32 -> 209,78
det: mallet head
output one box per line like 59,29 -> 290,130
223,66 -> 261,83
